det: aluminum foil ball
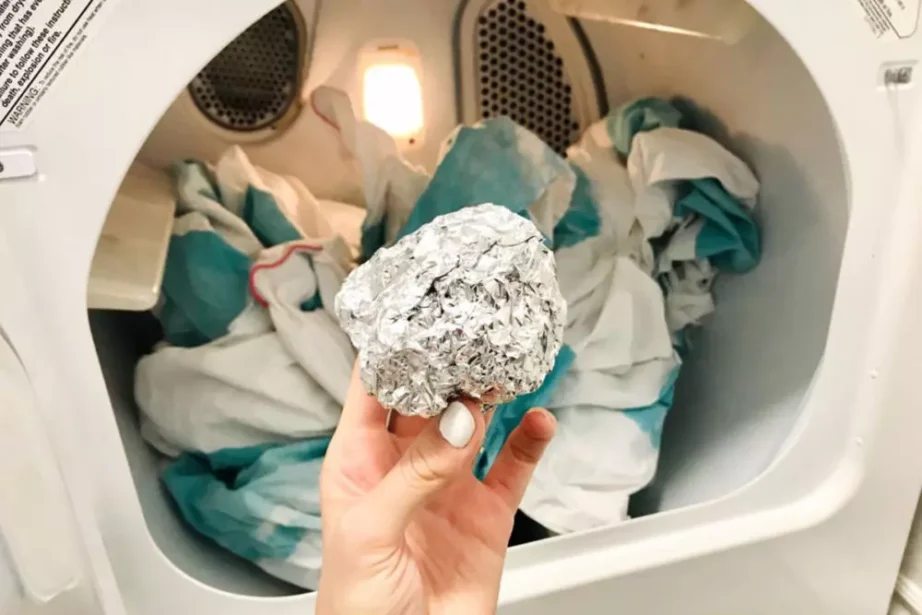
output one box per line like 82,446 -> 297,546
335,203 -> 567,418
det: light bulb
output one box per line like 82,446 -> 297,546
359,42 -> 425,146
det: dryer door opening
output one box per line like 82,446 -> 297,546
86,0 -> 847,598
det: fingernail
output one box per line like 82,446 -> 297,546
439,401 -> 475,448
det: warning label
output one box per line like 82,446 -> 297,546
855,0 -> 921,40
0,0 -> 115,130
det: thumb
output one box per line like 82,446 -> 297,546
365,400 -> 485,542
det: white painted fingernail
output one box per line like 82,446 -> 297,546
439,401 -> 475,448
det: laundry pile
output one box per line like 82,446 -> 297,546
135,145 -> 363,588
135,88 -> 760,588
518,98 -> 761,532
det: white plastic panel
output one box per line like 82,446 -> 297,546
0,346 -> 80,604
0,267 -> 120,615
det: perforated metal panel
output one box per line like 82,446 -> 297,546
475,0 -> 584,154
189,3 -> 304,132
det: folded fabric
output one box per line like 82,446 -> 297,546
162,437 -> 329,590
609,97 -> 684,157
519,255 -> 680,530
521,368 -> 679,533
565,117 -> 653,274
552,166 -> 603,250
627,127 -> 760,272
518,97 -> 762,534
320,200 -> 366,257
250,240 -> 355,404
474,346 -> 577,480
610,97 -> 761,277
140,141 -> 367,590
138,146 -> 357,456
553,250 -> 679,414
215,145 -> 337,242
309,87 -> 430,260
158,212 -> 254,349
137,238 -> 354,456
399,117 -> 576,241
660,260 -> 717,333
674,177 -> 760,273
602,97 -> 762,328
565,256 -> 676,369
158,146 -> 365,347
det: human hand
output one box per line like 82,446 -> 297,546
316,365 -> 557,615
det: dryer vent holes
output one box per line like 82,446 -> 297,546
475,0 -> 582,155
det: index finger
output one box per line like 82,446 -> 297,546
338,361 -> 389,432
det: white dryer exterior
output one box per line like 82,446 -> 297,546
1,0 -> 922,613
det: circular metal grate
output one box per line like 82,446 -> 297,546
475,0 -> 581,155
189,3 -> 303,132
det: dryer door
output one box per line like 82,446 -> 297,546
0,329 -> 123,615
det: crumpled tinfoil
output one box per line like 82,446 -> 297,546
335,203 -> 567,417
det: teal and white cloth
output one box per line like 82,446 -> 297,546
163,437 -> 329,589
137,147 -> 357,456
399,117 -> 576,242
519,97 -> 762,533
308,86 -> 431,260
136,145 -> 360,589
